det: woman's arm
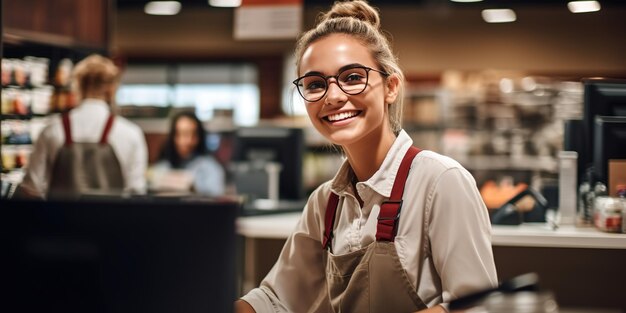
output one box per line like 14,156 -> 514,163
238,185 -> 332,312
235,300 -> 256,313
124,126 -> 149,194
428,168 -> 498,301
191,156 -> 225,196
14,124 -> 57,199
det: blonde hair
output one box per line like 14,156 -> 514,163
294,0 -> 405,135
71,54 -> 119,100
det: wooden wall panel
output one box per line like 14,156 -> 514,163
3,0 -> 109,49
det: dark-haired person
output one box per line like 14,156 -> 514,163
236,1 -> 497,312
15,54 -> 147,199
151,111 -> 225,196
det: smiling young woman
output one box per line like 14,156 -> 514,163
236,1 -> 498,312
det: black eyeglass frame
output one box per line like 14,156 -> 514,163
292,66 -> 390,102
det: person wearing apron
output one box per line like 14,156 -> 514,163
14,55 -> 147,199
46,112 -> 125,199
237,1 -> 498,312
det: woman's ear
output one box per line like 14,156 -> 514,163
384,74 -> 400,104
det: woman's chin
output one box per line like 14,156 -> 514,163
324,129 -> 363,147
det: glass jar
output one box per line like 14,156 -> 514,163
594,196 -> 624,233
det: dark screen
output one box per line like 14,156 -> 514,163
593,116 -> 626,185
579,78 -> 626,183
2,196 -> 240,313
232,127 -> 305,200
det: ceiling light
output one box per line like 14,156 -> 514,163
567,1 -> 601,13
144,1 -> 181,15
499,78 -> 514,93
482,9 -> 517,23
450,0 -> 483,2
209,0 -> 242,7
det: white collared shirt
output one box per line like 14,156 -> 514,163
19,99 -> 148,197
242,130 -> 498,312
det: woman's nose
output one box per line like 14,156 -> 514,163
324,80 -> 347,105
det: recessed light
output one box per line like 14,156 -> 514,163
567,1 -> 601,13
450,0 -> 483,2
144,1 -> 181,15
209,0 -> 242,7
482,9 -> 517,23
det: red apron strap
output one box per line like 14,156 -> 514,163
322,146 -> 422,249
376,146 -> 421,242
322,192 -> 340,250
61,112 -> 73,146
99,114 -> 115,144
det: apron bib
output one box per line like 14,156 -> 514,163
48,112 -> 125,199
322,146 -> 428,313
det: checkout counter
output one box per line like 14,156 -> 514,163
237,213 -> 626,312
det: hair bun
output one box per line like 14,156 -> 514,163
320,0 -> 381,29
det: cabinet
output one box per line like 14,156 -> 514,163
1,0 -> 112,196
3,0 -> 111,49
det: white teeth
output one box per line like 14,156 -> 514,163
327,111 -> 358,121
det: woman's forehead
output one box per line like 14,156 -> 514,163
299,34 -> 375,75
176,117 -> 197,129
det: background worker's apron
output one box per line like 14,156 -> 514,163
47,112 -> 125,200
322,146 -> 428,313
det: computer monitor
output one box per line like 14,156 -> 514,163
232,127 -> 305,200
3,196 -> 240,313
578,78 -> 626,183
593,116 -> 626,186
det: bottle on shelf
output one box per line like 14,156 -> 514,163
593,180 -> 621,233
578,166 -> 605,226
578,178 -> 591,226
617,185 -> 626,233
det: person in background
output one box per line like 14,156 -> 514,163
15,54 -> 148,199
150,111 -> 225,196
236,1 -> 497,312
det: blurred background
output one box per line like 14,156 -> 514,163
3,0 -> 625,199
3,1 -> 626,312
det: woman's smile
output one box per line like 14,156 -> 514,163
323,110 -> 363,124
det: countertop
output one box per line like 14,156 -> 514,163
236,212 -> 626,249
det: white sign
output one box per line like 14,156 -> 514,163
235,4 -> 302,40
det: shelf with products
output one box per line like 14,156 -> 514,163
1,0 -> 111,195
402,84 -> 449,130
403,71 -> 583,174
0,54 -> 77,176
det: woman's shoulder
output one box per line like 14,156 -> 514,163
300,180 -> 335,227
187,154 -> 223,170
34,114 -> 64,143
414,150 -> 465,171
302,181 -> 335,213
309,180 -> 334,200
409,149 -> 476,186
191,154 -> 220,164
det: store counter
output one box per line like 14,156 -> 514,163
236,212 -> 626,311
237,212 -> 626,248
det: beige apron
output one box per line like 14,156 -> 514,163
48,112 -> 125,200
322,147 -> 428,313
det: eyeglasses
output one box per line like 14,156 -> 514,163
292,66 -> 389,102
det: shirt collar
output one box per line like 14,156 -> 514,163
330,130 -> 414,198
72,98 -> 110,115
80,98 -> 110,108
